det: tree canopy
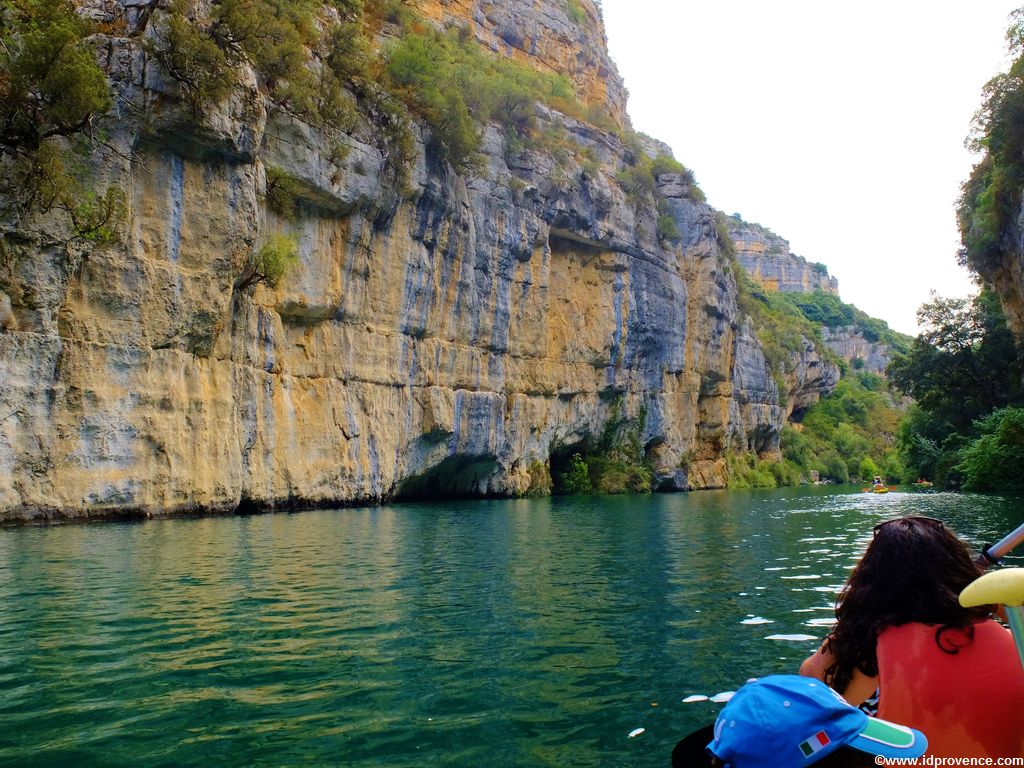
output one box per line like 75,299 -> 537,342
887,290 -> 1024,487
0,0 -> 111,157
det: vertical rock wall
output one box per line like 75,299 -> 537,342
0,1 -> 837,521
726,216 -> 838,295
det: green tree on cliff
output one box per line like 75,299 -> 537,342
0,0 -> 111,156
0,0 -> 127,238
958,8 -> 1024,274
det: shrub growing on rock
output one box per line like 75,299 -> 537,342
237,232 -> 299,290
556,453 -> 592,494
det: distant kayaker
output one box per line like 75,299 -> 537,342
799,516 -> 1024,758
672,675 -> 927,767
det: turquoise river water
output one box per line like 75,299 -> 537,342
0,487 -> 1021,767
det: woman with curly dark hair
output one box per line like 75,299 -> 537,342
800,516 -> 1024,758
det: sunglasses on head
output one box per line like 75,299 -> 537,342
873,516 -> 946,535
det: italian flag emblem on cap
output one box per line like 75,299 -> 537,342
799,731 -> 831,758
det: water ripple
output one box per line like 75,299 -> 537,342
0,488 -> 1019,767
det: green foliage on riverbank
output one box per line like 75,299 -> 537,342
726,452 -> 801,489
955,407 -> 1024,492
780,370 -> 905,484
889,291 -> 1024,489
552,446 -> 654,495
552,402 -> 654,495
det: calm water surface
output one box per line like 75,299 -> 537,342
0,487 -> 1021,767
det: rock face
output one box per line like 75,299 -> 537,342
418,0 -> 628,129
820,327 -> 892,376
0,0 -> 837,521
725,215 -> 899,376
726,216 -> 838,295
979,211 -> 1024,341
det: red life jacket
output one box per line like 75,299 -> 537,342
877,620 -> 1024,758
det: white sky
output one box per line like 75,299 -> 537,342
600,1 -> 1020,335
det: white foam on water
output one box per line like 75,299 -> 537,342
765,633 -> 819,642
710,691 -> 735,703
764,567 -> 786,571
799,536 -> 846,543
740,616 -> 774,625
682,695 -> 709,703
781,574 -> 821,580
628,728 -> 645,738
805,618 -> 836,627
754,586 -> 767,590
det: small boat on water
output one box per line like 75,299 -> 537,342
863,476 -> 891,493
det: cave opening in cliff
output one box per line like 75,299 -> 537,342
548,443 -> 589,494
235,495 -> 262,515
789,407 -> 809,424
394,454 -> 499,501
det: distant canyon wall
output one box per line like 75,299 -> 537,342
726,217 -> 838,295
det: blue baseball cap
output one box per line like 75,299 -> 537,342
707,675 -> 927,767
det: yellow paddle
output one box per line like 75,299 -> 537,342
959,568 -> 1024,670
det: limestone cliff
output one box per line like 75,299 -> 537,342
726,215 -> 838,295
725,215 -> 905,376
976,218 -> 1024,342
819,327 -> 892,376
417,0 -> 628,129
0,0 -> 837,521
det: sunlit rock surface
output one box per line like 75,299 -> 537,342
0,0 -> 837,521
726,216 -> 838,295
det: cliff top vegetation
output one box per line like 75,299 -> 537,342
958,7 -> 1024,275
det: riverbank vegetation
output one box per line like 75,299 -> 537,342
723,367 -> 905,489
888,290 -> 1024,490
783,370 -> 904,484
551,401 -> 654,495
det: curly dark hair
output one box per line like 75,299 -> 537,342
823,516 -> 993,693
